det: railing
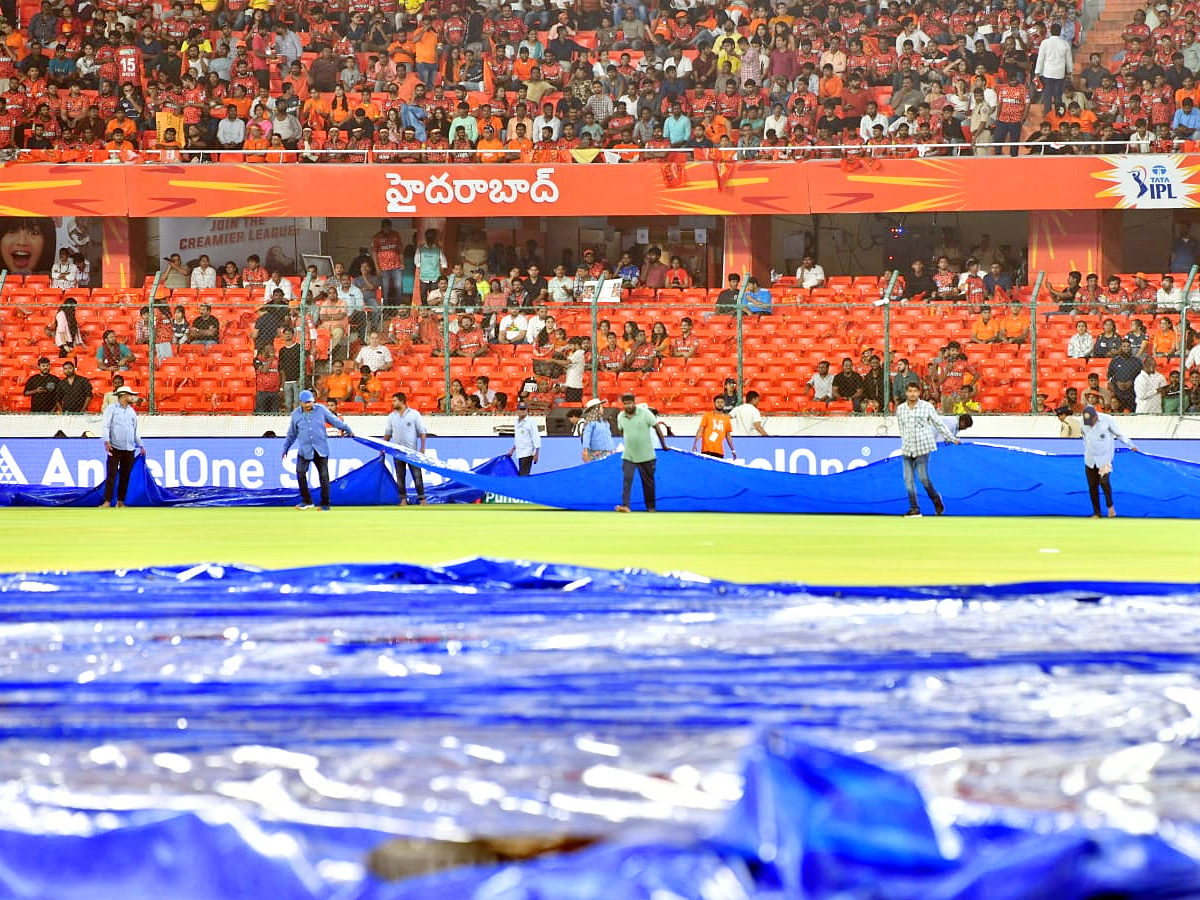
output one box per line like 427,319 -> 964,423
3,273 -> 1198,418
3,138 -> 1189,164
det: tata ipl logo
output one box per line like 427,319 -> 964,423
1130,163 -> 1178,201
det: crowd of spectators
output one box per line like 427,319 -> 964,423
5,0 -> 1195,162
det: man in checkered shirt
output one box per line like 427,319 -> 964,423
896,382 -> 959,517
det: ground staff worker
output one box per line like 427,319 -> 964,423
616,392 -> 669,512
1080,404 -> 1138,517
580,397 -> 614,462
383,391 -> 427,505
509,401 -> 541,475
282,389 -> 353,510
99,384 -> 144,508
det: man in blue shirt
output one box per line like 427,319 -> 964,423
508,402 -> 541,475
662,101 -> 692,146
742,276 -> 773,314
1080,405 -> 1139,517
580,397 -> 615,462
100,385 -> 145,508
1173,97 -> 1200,138
383,391 -> 427,505
282,389 -> 353,510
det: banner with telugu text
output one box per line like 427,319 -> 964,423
2,157 -> 1198,219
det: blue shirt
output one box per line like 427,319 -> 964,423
581,419 -> 615,453
384,408 -> 426,451
743,287 -> 773,314
283,403 -> 352,460
513,415 -> 541,458
1174,107 -> 1200,136
663,113 -> 692,145
101,402 -> 143,451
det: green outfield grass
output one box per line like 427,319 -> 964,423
1,506 -> 1197,584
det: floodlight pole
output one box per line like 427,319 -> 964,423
1028,271 -> 1044,414
879,270 -> 899,413
1180,265 -> 1198,418
147,270 -> 163,415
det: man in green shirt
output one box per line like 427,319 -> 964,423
615,392 -> 669,512
416,229 -> 447,304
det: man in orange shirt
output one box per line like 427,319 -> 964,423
997,300 -> 1029,344
970,304 -> 1002,343
476,124 -> 505,161
693,395 -> 736,459
243,121 -> 270,160
321,358 -> 355,403
505,121 -> 533,160
104,108 -> 137,139
701,105 -> 730,143
413,23 -> 439,88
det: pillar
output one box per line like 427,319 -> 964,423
723,216 -> 772,283
102,217 -> 145,289
1028,210 -> 1122,282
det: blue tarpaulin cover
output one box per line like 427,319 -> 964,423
1,560 -> 1200,899
0,452 -> 516,507
364,437 -> 1200,516
2,437 -> 1198,515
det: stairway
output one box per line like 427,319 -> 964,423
1073,0 -> 1144,71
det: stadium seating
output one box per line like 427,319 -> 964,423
5,274 -> 1192,416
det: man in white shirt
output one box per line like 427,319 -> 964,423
1034,22 -> 1073,111
262,270 -> 295,302
532,105 -> 561,141
525,305 -> 549,344
858,101 -> 889,142
189,254 -> 217,290
1134,356 -> 1168,413
894,21 -> 930,54
563,336 -> 587,403
547,264 -> 574,302
355,331 -> 393,372
383,391 -> 427,505
499,302 -> 529,343
730,390 -> 768,435
508,401 -> 541,475
807,360 -> 835,402
216,104 -> 247,149
1156,274 -> 1184,311
1126,119 -> 1154,153
796,254 -> 826,289
660,51 -> 692,80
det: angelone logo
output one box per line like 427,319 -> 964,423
1095,155 -> 1199,209
0,445 -> 27,484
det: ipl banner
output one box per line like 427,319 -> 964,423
1,437 -> 1197,491
0,157 -> 1198,218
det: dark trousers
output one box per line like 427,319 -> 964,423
103,448 -> 136,503
396,461 -> 425,501
517,454 -> 534,476
297,453 -> 331,506
992,120 -> 1022,156
565,387 -> 583,403
621,458 -> 657,510
1086,464 -> 1114,515
254,390 -> 279,413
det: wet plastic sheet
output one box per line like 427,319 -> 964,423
362,437 -> 1200,516
0,453 -> 517,507
4,561 -> 1200,900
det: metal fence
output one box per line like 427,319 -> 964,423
3,268 -> 1198,419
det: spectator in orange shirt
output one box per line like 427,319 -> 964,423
1152,316 -> 1179,357
998,301 -> 1029,344
103,129 -> 139,160
693,395 -> 737,459
157,126 -> 183,162
970,304 -> 1002,343
476,124 -> 505,161
243,121 -> 270,160
104,108 -> 137,139
321,358 -> 355,403
701,106 -> 731,143
505,121 -> 533,160
665,256 -> 692,288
